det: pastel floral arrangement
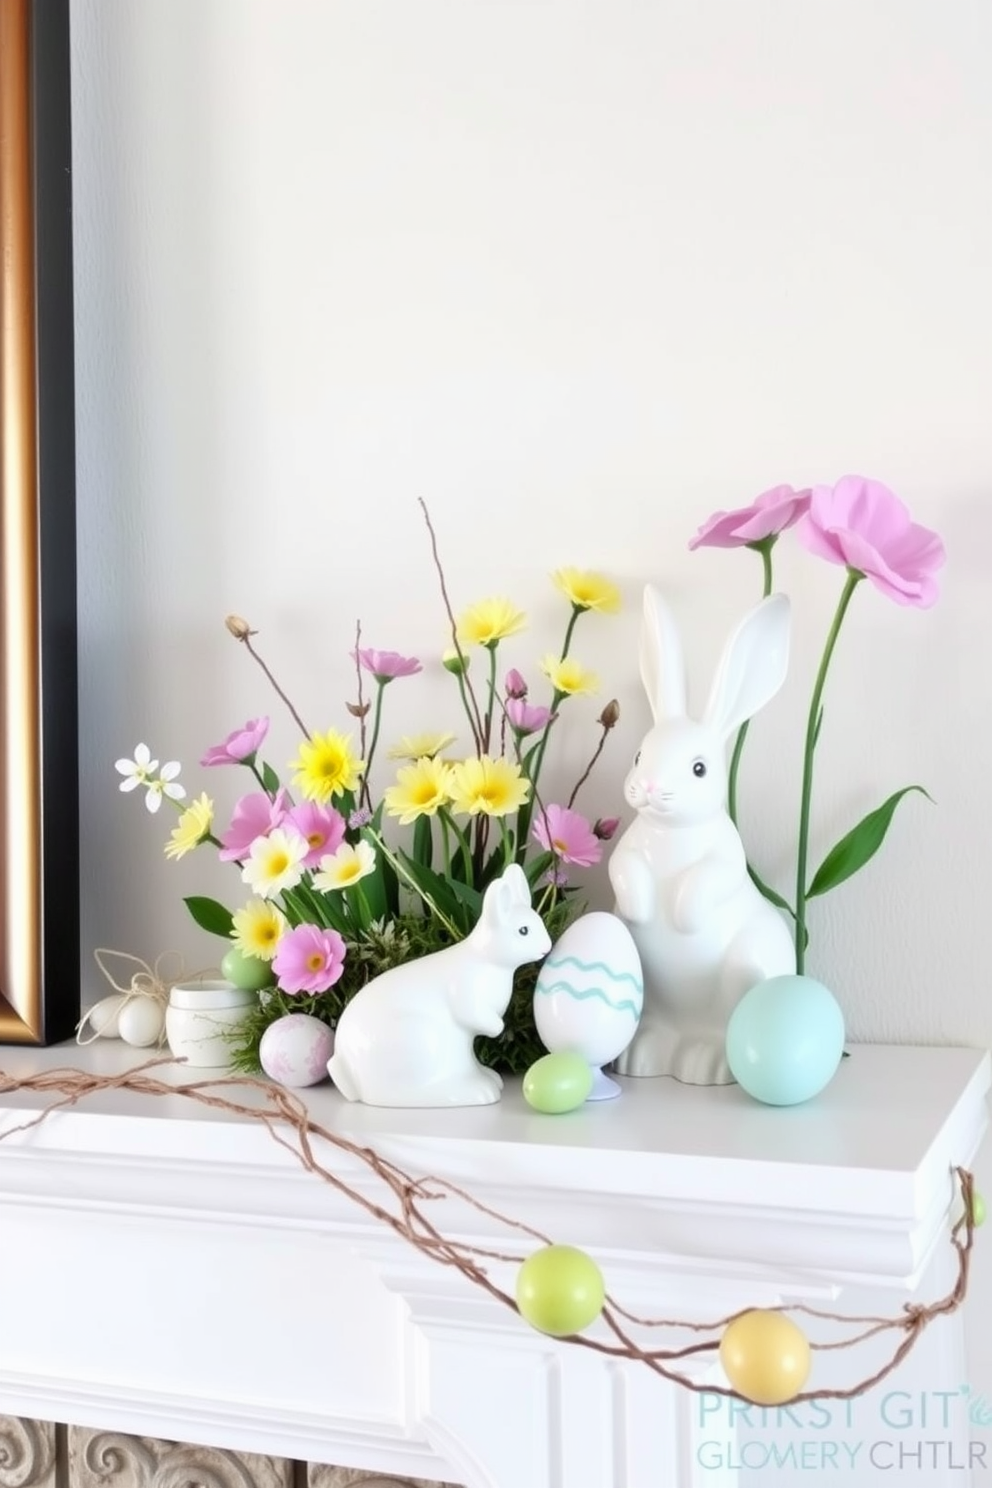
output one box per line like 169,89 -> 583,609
116,512 -> 621,1072
689,473 -> 945,966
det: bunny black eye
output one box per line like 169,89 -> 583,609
518,925 -> 529,936
634,750 -> 641,766
692,759 -> 707,778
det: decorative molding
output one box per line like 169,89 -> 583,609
0,1044 -> 986,1488
67,1429 -> 291,1488
0,1418 -> 55,1488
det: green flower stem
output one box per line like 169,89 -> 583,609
727,538 -> 775,825
519,605 -> 582,840
483,644 -> 498,753
362,680 -> 388,806
438,813 -> 453,879
515,689 -> 563,862
794,567 -> 863,972
249,761 -> 269,795
439,807 -> 473,881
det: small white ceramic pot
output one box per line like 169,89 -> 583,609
166,981 -> 257,1068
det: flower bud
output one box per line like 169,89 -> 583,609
225,614 -> 254,641
346,701 -> 371,719
442,648 -> 470,676
504,667 -> 528,699
599,699 -> 620,729
593,816 -> 621,842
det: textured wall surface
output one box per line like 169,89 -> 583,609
0,1418 -> 458,1488
67,0 -> 992,1388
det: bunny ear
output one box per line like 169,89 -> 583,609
641,585 -> 688,722
500,863 -> 531,906
703,593 -> 791,742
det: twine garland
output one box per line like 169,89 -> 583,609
0,1057 -> 976,1404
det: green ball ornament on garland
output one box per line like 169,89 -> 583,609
516,1245 -> 605,1337
970,1191 -> 987,1228
221,946 -> 275,993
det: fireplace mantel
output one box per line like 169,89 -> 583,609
0,1041 -> 987,1488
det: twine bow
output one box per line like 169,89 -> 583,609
76,950 -> 219,1047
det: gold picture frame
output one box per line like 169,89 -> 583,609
0,0 -> 78,1043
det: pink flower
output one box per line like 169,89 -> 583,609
797,475 -> 945,608
219,789 -> 287,862
353,648 -> 422,682
201,717 -> 270,767
593,816 -> 621,842
284,801 -> 347,868
504,668 -> 528,699
689,485 -> 811,550
272,924 -> 347,995
506,697 -> 555,735
533,804 -> 602,868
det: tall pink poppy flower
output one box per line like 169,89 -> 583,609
272,924 -> 346,994
201,717 -> 270,766
532,804 -> 602,867
353,648 -> 422,682
506,697 -> 555,735
284,801 -> 347,868
689,485 -> 811,550
797,476 -> 945,608
219,789 -> 287,862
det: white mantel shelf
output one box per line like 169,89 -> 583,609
0,1041 -> 988,1488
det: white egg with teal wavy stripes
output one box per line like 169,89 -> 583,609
533,912 -> 644,1101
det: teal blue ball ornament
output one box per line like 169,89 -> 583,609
725,975 -> 845,1107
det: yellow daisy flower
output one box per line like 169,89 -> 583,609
540,655 -> 599,696
163,793 -> 213,861
456,597 -> 527,648
313,841 -> 377,892
447,755 -> 530,818
383,757 -> 453,824
387,732 -> 456,761
231,898 -> 287,960
552,568 -> 621,614
290,729 -> 364,803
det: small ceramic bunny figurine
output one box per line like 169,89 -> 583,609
608,585 -> 796,1085
328,863 -> 551,1107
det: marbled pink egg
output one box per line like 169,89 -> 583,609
259,1014 -> 334,1088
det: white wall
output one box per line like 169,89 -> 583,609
69,0 -> 992,1382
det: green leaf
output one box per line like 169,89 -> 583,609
447,878 -> 483,917
807,786 -> 932,898
183,896 -> 234,938
523,850 -> 554,887
393,852 -> 472,934
260,760 -> 281,795
745,865 -> 808,950
413,814 -> 433,870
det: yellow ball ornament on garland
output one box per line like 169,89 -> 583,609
719,1309 -> 811,1405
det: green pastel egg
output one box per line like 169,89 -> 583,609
516,1244 -> 605,1337
221,946 -> 274,992
523,1052 -> 593,1114
971,1190 -> 987,1228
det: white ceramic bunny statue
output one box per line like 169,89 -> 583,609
327,863 -> 551,1107
608,585 -> 796,1085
